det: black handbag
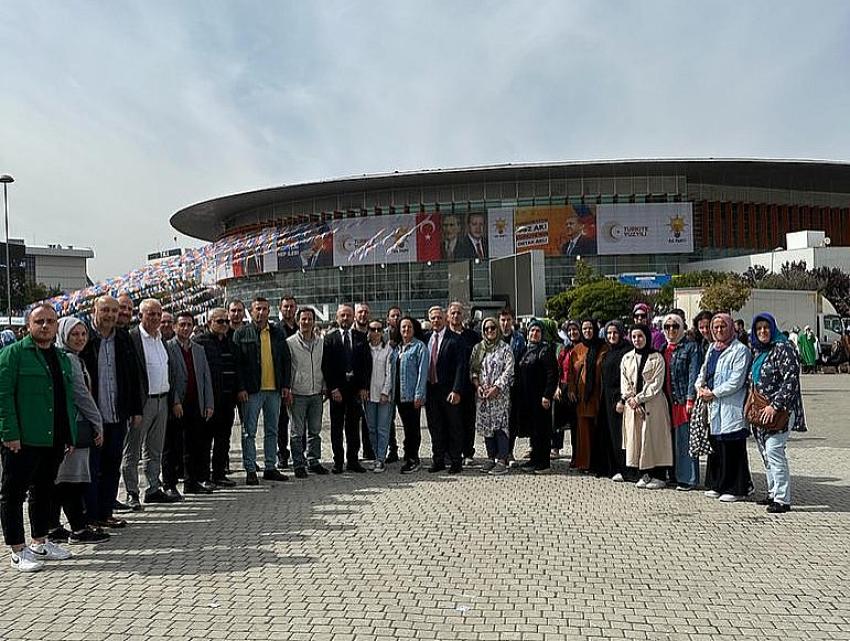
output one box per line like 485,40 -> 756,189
74,416 -> 95,448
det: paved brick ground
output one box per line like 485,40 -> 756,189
0,375 -> 848,641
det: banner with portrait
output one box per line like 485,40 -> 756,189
514,204 -> 597,257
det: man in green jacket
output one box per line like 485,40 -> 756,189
0,304 -> 77,572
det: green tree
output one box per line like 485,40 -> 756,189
656,270 -> 729,314
568,279 -> 640,322
700,276 -> 751,312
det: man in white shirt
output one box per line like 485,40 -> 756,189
123,298 -> 177,509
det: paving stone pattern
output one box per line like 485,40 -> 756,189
0,376 -> 848,640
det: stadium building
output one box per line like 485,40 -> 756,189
170,159 -> 850,317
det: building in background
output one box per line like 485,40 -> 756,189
170,159 -> 850,317
23,242 -> 94,291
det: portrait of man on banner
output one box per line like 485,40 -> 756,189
277,222 -> 333,270
453,212 -> 489,260
560,205 -> 597,257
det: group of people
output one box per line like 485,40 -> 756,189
0,294 -> 806,573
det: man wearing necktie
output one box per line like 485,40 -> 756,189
424,306 -> 468,473
322,305 -> 367,473
455,213 -> 489,260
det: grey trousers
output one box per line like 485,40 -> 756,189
122,396 -> 169,496
289,394 -> 324,469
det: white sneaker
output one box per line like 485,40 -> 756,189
611,473 -> 624,483
10,548 -> 44,573
29,541 -> 72,561
373,462 -> 386,474
645,478 -> 666,490
635,474 -> 651,488
718,493 -> 742,502
704,490 -> 720,499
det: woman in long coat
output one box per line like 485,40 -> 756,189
619,325 -> 672,489
567,319 -> 607,471
596,320 -> 631,481
516,320 -> 558,473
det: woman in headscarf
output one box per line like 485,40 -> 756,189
662,312 -> 702,491
516,319 -> 558,473
796,325 -> 818,374
619,325 -> 672,489
694,313 -> 753,502
0,328 -> 16,349
748,313 -> 804,514
595,320 -> 631,481
567,319 -> 608,472
553,320 -> 580,461
48,317 -> 109,544
469,317 -> 515,476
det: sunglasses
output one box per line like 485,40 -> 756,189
663,324 -> 680,330
369,327 -> 382,332
634,314 -> 647,319
213,319 -> 229,325
484,326 -> 498,332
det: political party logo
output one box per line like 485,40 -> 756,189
494,216 -> 508,237
602,221 -> 648,241
667,215 -> 688,245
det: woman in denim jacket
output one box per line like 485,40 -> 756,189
394,317 -> 429,474
694,313 -> 753,502
661,313 -> 702,491
748,313 -> 803,514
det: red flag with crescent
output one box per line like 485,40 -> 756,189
416,213 -> 441,262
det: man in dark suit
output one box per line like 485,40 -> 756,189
275,296 -> 299,470
560,210 -> 597,257
80,295 -> 143,527
321,304 -> 367,474
446,302 -> 480,465
454,212 -> 488,260
424,305 -> 468,473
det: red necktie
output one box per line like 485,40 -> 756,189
429,333 -> 439,383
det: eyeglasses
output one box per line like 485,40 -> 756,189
663,324 -> 680,330
634,314 -> 647,319
213,319 -> 229,325
369,327 -> 382,332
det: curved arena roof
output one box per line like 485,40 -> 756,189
171,158 -> 850,241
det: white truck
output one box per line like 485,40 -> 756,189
674,287 -> 847,357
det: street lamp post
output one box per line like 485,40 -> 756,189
0,174 -> 14,327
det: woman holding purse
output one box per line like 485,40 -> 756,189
747,313 -> 803,514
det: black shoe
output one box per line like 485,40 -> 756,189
294,468 -> 308,479
756,495 -> 774,506
69,527 -> 110,544
213,476 -> 236,487
428,464 -> 446,473
164,487 -> 184,502
113,499 -> 132,512
766,502 -> 791,514
309,464 -> 330,475
277,460 -> 290,470
144,489 -> 173,504
48,526 -> 71,543
263,469 -> 289,481
126,493 -> 143,511
246,471 -> 259,485
385,451 -> 400,464
331,464 -> 344,475
346,462 -> 367,473
448,465 -> 462,474
183,482 -> 212,495
400,461 -> 420,474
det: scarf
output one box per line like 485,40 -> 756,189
630,324 -> 656,395
663,313 -> 686,345
470,318 -> 502,377
750,312 -> 787,385
580,318 -> 603,402
710,312 -> 735,351
55,316 -> 90,389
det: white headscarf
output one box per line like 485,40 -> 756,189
662,313 -> 686,345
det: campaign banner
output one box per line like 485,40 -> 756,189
596,203 -> 693,255
415,213 -> 442,262
514,204 -> 597,257
277,222 -> 334,270
332,214 -> 416,266
487,207 -> 515,259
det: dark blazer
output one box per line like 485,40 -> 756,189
129,326 -> 176,401
423,329 -> 467,394
80,325 -> 144,421
322,327 -> 367,394
561,234 -> 597,257
195,331 -> 240,407
232,322 -> 292,394
454,234 -> 488,259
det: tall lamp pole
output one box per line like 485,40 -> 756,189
0,174 -> 14,327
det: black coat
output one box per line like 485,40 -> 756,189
516,341 -> 558,436
322,327 -> 368,394
423,329 -> 469,394
80,325 -> 144,421
195,331 -> 241,407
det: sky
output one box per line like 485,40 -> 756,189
1,1 -> 849,280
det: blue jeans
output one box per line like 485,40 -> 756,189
756,429 -> 791,505
674,421 -> 699,487
289,394 -> 324,469
364,401 -> 393,464
485,431 -> 510,461
242,391 -> 281,472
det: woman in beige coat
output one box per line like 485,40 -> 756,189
618,325 -> 672,490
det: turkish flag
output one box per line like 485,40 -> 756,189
416,213 -> 442,262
